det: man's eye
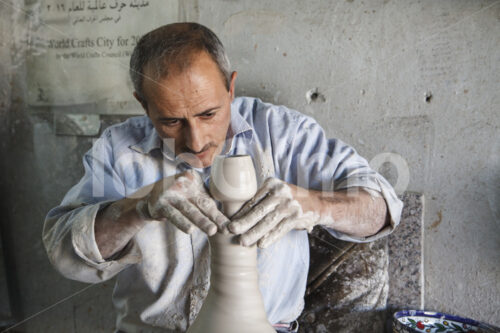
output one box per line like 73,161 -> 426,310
163,120 -> 180,126
201,112 -> 215,119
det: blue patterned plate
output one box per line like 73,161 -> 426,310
393,310 -> 500,333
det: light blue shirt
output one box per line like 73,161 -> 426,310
43,97 -> 403,332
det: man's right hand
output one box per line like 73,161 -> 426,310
96,170 -> 226,260
140,169 -> 228,236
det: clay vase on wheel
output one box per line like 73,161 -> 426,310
187,155 -> 275,333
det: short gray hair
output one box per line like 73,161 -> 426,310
129,22 -> 231,100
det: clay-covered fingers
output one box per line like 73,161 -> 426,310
154,205 -> 198,235
257,216 -> 310,249
151,197 -> 217,236
228,195 -> 283,234
192,195 -> 230,233
239,208 -> 289,246
171,199 -> 218,236
231,178 -> 282,219
143,170 -> 225,236
176,168 -> 201,183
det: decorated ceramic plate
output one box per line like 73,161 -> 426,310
393,310 -> 500,333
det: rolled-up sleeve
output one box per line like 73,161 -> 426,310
43,130 -> 141,284
284,115 -> 403,243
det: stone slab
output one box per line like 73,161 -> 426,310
387,192 -> 425,312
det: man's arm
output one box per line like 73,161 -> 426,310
43,127 -> 227,283
229,178 -> 391,248
295,186 -> 389,238
43,200 -> 143,284
96,169 -> 232,259
94,197 -> 145,260
227,105 -> 402,248
43,132 -> 142,283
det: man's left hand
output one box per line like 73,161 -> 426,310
228,178 -> 319,248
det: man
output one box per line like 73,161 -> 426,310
43,22 -> 403,333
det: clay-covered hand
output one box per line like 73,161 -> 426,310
139,170 -> 229,236
228,178 -> 321,248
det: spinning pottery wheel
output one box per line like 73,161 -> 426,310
187,155 -> 275,333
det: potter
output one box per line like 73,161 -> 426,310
43,22 -> 403,332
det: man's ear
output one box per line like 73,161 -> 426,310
133,92 -> 149,115
229,71 -> 237,100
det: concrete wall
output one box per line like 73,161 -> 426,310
0,0 -> 498,331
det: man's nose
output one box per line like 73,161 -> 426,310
185,124 -> 204,153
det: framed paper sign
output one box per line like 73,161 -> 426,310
27,0 -> 179,114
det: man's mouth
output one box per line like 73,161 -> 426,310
177,143 -> 220,167
195,150 -> 209,158
180,147 -> 214,165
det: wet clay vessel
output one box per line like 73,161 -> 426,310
187,155 -> 275,333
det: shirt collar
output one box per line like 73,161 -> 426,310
227,103 -> 253,141
129,102 -> 254,158
129,120 -> 162,155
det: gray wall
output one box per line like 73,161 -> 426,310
0,0 -> 498,331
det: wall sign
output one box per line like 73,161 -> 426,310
27,0 -> 179,114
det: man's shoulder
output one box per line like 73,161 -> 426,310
233,96 -> 311,126
99,115 -> 154,151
